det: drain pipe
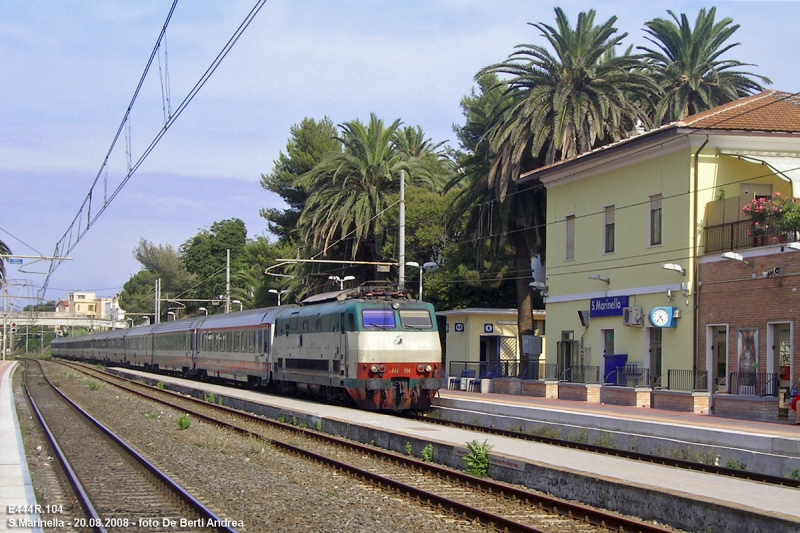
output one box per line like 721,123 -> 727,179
693,136 -> 709,405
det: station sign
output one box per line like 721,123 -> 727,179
9,259 -> 22,264
590,296 -> 629,317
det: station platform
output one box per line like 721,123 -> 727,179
435,389 -> 800,466
103,367 -> 799,533
0,361 -> 41,533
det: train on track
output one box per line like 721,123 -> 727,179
51,284 -> 442,411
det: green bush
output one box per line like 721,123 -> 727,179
405,442 -> 413,456
88,381 -> 100,391
178,414 -> 191,430
156,382 -> 165,390
463,439 -> 492,478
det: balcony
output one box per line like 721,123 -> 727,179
704,195 -> 800,253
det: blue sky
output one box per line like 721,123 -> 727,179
1,0 -> 798,306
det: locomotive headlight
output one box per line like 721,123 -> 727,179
370,364 -> 379,373
424,364 -> 432,373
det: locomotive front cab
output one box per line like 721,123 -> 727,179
347,300 -> 442,410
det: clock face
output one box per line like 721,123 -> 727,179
651,308 -> 671,327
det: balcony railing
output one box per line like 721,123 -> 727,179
704,217 -> 799,253
727,372 -> 779,397
666,369 -> 708,391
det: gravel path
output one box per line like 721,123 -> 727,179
17,362 -> 491,533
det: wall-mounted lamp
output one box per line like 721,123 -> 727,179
662,263 -> 686,275
588,274 -> 610,284
529,281 -> 548,298
721,251 -> 753,268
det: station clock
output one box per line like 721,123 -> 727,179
648,307 -> 677,328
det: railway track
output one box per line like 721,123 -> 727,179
406,411 -> 800,489
60,360 -> 681,533
23,360 -> 236,533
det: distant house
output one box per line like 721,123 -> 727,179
520,90 -> 800,420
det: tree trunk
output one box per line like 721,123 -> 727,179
513,232 -> 535,376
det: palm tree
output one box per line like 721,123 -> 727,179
639,7 -> 771,124
0,238 -> 11,287
480,7 -> 656,199
449,75 -> 545,370
297,114 -> 437,267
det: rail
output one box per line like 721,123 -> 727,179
63,361 -> 679,533
24,360 -> 236,533
447,360 -> 556,380
666,369 -> 708,391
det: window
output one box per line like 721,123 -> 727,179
362,309 -> 396,329
602,329 -> 615,355
604,206 -> 615,253
565,215 -> 575,260
399,310 -> 433,329
650,194 -> 662,246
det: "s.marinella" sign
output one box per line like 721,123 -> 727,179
590,296 -> 629,317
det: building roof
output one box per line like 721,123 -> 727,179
436,308 -> 545,317
681,90 -> 800,132
520,90 -> 800,183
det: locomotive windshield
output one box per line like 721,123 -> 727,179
399,310 -> 433,329
362,309 -> 396,329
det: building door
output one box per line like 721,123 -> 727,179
711,326 -> 728,393
771,323 -> 791,401
479,335 -> 499,375
557,331 -> 578,381
648,328 -> 662,388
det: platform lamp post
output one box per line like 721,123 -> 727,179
328,275 -> 355,290
404,262 -> 438,301
166,311 -> 176,321
268,289 -> 289,306
198,307 -> 208,316
232,299 -> 243,312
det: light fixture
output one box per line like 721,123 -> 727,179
721,251 -> 753,267
328,275 -> 355,290
588,274 -> 610,284
232,299 -> 243,312
268,289 -> 289,306
662,263 -> 686,275
784,242 -> 800,252
529,281 -> 547,290
198,307 -> 208,316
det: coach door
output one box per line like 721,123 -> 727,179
189,330 -> 197,370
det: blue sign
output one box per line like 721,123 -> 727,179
9,259 -> 22,264
590,296 -> 629,317
454,323 -> 464,333
484,324 -> 494,333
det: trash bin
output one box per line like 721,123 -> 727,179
603,354 -> 628,384
480,378 -> 494,393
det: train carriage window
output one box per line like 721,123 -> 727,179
347,313 -> 356,332
399,310 -> 433,329
302,320 -> 309,332
362,309 -> 396,329
250,331 -> 256,352
233,331 -> 239,352
315,318 -> 322,331
263,329 -> 271,354
290,312 -> 299,331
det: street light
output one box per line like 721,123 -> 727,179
232,300 -> 243,312
662,263 -> 686,275
198,307 -> 208,316
328,275 -> 355,290
405,261 -> 438,301
166,311 -> 176,321
268,289 -> 289,306
588,274 -> 610,284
